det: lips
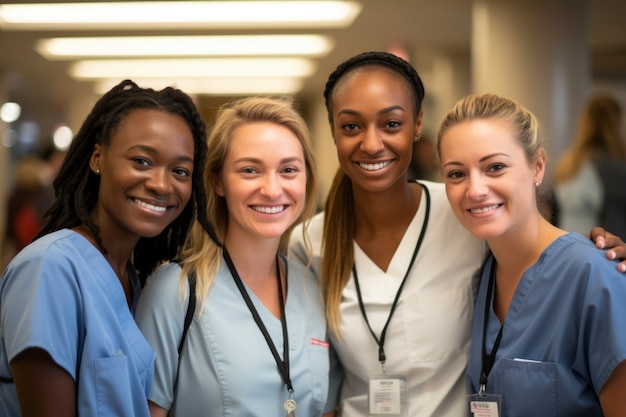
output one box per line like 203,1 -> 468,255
133,198 -> 168,213
358,160 -> 392,171
252,205 -> 286,214
469,204 -> 501,214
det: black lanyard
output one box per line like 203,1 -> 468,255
223,247 -> 293,394
479,259 -> 503,395
353,183 -> 430,368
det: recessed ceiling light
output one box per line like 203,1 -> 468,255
69,58 -> 316,79
36,35 -> 334,59
0,1 -> 362,30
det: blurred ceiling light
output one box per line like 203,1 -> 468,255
70,58 -> 316,79
36,35 -> 334,59
53,125 -> 73,151
95,78 -> 304,95
0,1 -> 362,30
0,102 -> 21,123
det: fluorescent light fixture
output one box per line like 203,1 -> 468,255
0,1 -> 362,30
94,78 -> 304,95
70,58 -> 316,79
36,35 -> 334,59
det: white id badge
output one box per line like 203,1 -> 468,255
467,393 -> 502,417
368,375 -> 407,416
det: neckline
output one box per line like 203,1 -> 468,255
353,183 -> 428,276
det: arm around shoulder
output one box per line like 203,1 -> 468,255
589,227 -> 626,273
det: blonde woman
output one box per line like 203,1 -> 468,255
136,97 -> 334,417
438,93 -> 626,416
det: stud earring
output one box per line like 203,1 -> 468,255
96,168 -> 100,175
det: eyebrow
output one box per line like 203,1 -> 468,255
337,105 -> 406,117
129,144 -> 194,163
479,152 -> 510,162
443,152 -> 510,168
234,156 -> 304,165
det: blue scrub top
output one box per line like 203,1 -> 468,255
136,258 -> 330,417
0,229 -> 154,417
466,233 -> 626,417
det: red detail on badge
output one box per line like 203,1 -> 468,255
310,338 -> 329,348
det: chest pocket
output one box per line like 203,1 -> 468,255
500,358 -> 556,417
94,356 -> 134,415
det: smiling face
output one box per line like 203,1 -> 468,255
216,121 -> 307,244
439,118 -> 545,241
330,67 -> 422,194
90,108 -> 194,243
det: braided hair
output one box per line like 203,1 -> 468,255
35,79 -> 218,283
323,51 -> 426,122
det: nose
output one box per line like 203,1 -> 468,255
466,173 -> 488,200
260,173 -> 282,199
360,127 -> 384,155
145,168 -> 173,195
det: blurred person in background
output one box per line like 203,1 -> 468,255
554,93 -> 626,237
2,145 -> 66,267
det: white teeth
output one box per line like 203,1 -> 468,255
359,160 -> 391,171
134,199 -> 167,213
470,204 -> 500,214
253,205 -> 285,214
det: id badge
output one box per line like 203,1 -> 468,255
467,393 -> 502,417
368,375 -> 407,416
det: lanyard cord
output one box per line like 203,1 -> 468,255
223,247 -> 293,394
353,183 -> 430,368
479,258 -> 503,396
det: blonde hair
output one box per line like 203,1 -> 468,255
437,93 -> 555,220
554,93 -> 625,183
180,96 -> 319,315
437,93 -> 544,164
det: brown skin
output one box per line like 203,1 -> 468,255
590,227 -> 626,273
599,361 -> 626,417
11,349 -> 75,417
331,69 -> 422,272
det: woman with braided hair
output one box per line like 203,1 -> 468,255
288,51 -> 626,417
0,79 -> 216,417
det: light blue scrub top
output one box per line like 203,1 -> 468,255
0,229 -> 154,417
136,258 -> 330,417
466,233 -> 626,417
